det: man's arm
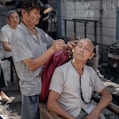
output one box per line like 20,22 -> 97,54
24,40 -> 66,71
47,90 -> 76,119
86,87 -> 112,119
24,40 -> 76,71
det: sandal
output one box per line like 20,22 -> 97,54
0,91 -> 10,102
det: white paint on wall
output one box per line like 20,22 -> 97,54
107,0 -> 117,9
75,1 -> 90,10
75,10 -> 95,19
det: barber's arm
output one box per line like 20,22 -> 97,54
24,40 -> 65,71
47,90 -> 76,119
24,39 -> 76,71
86,87 -> 112,119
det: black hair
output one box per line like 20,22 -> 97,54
15,0 -> 43,10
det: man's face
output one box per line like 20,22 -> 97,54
24,8 -> 41,26
7,13 -> 19,27
73,40 -> 94,62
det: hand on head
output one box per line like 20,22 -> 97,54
67,40 -> 78,50
50,39 -> 65,53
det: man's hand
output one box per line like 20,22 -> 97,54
86,88 -> 112,119
86,109 -> 100,119
49,40 -> 65,53
66,40 -> 78,50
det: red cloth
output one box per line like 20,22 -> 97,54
40,50 -> 69,102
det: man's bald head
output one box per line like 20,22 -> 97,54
76,38 -> 94,52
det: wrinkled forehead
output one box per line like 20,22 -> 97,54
9,13 -> 19,17
77,39 -> 94,51
7,10 -> 18,18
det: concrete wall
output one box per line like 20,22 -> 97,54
60,0 -> 118,63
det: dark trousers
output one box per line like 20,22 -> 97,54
7,57 -> 15,82
1,56 -> 18,82
0,64 -> 6,90
21,95 -> 40,119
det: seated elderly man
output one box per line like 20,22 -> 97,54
47,38 -> 112,119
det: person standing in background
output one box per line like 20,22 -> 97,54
1,10 -> 19,60
0,10 -> 20,82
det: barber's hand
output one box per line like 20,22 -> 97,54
50,39 -> 65,53
66,40 -> 78,50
